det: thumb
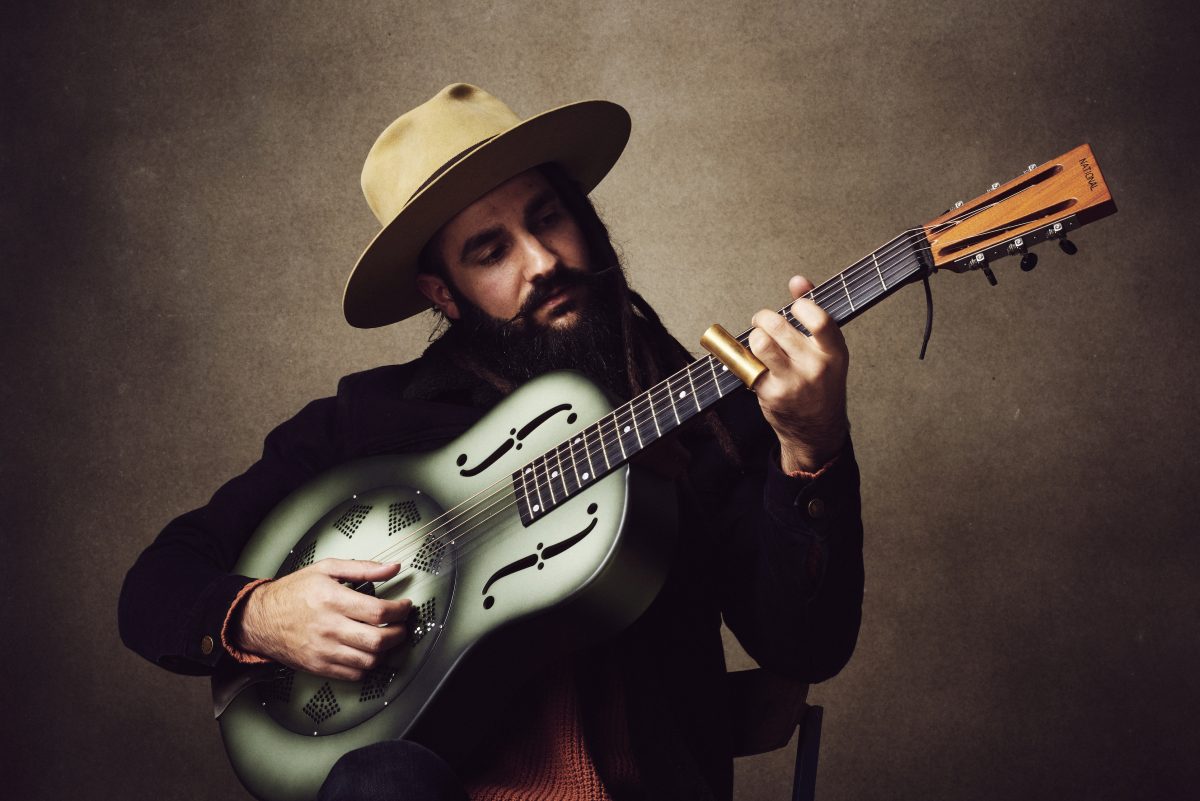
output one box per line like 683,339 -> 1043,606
314,558 -> 402,582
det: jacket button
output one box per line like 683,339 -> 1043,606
200,635 -> 215,656
807,498 -> 825,519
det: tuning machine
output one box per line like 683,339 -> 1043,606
1008,237 -> 1038,272
1046,221 -> 1078,255
970,253 -> 998,286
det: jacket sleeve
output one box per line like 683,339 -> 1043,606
117,396 -> 342,675
715,397 -> 865,683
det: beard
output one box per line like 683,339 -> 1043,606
441,264 -> 631,400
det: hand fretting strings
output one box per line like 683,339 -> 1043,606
345,196 -> 1030,598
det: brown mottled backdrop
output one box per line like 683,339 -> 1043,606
4,0 -> 1198,798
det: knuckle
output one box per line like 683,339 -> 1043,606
364,630 -> 385,652
749,328 -> 773,353
761,311 -> 786,332
363,604 -> 387,626
757,382 -> 785,405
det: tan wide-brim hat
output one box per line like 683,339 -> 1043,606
343,83 -> 631,328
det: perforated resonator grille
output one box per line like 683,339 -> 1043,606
410,597 -> 437,647
334,504 -> 372,539
302,682 -> 340,724
358,670 -> 396,702
279,540 -> 317,576
388,500 -> 420,535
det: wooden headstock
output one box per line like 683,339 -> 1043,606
923,143 -> 1116,275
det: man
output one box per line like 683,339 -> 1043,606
119,84 -> 865,801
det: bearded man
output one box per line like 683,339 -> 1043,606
119,84 -> 865,801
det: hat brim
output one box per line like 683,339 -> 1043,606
342,99 -> 632,328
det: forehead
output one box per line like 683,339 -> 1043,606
437,168 -> 554,241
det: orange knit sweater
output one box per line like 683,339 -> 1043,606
463,658 -> 640,801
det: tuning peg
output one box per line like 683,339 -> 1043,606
1024,163 -> 1038,173
969,253 -> 998,286
1058,238 -> 1078,255
1007,237 -> 1037,272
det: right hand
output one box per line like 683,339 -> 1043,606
234,558 -> 412,681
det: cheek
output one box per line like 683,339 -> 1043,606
464,270 -> 525,318
555,224 -> 591,267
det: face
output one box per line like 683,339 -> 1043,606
416,169 -> 593,331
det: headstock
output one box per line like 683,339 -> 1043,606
923,144 -> 1116,280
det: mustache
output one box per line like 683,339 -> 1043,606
501,263 -> 622,328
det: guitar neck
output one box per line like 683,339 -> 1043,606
512,229 -> 929,525
514,143 -> 1117,524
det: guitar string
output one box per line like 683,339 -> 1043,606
346,206 -> 1048,589
340,233 -> 929,595
339,232 -> 921,576
339,195 -> 1058,589
352,183 -> 1058,580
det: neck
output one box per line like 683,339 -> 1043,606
512,229 -> 930,524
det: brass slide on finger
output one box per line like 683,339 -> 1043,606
701,324 -> 767,389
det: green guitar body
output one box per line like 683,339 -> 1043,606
213,370 -> 677,801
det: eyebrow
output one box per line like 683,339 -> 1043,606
457,188 -> 561,263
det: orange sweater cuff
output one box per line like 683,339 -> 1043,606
785,452 -> 839,480
220,578 -> 274,664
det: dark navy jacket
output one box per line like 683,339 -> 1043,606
118,342 -> 864,800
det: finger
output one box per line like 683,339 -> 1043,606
748,321 -> 799,377
327,644 -> 382,674
750,308 -> 817,368
316,662 -> 369,683
789,275 -> 815,299
314,558 -> 402,582
787,296 -> 845,357
334,591 -> 413,626
340,619 -> 409,654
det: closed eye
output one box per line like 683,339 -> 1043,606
533,210 -> 561,230
477,243 -> 508,265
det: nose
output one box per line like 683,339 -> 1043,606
516,231 -> 559,283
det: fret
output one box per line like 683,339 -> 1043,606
514,466 -> 532,522
634,392 -> 657,446
566,441 -> 582,494
840,270 -> 856,312
615,403 -> 639,456
646,388 -> 662,439
652,382 -> 677,434
545,453 -> 564,506
871,251 -> 887,291
666,375 -> 685,425
531,456 -> 547,513
567,434 -> 587,486
685,364 -> 701,412
551,444 -> 569,497
609,410 -> 628,461
709,357 -> 726,398
579,427 -> 597,481
598,415 -> 616,468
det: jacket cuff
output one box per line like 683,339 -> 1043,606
173,573 -> 263,671
763,436 -> 857,540
220,578 -> 274,664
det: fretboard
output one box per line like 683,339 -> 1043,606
512,228 -> 929,525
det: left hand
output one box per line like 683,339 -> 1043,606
748,275 -> 849,473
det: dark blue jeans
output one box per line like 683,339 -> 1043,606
317,740 -> 469,801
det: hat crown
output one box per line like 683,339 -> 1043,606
361,84 -> 521,225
